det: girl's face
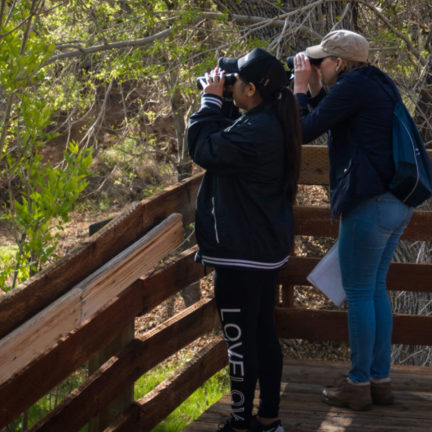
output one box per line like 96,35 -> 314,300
231,75 -> 263,112
319,56 -> 340,87
232,76 -> 250,110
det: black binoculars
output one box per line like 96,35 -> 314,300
196,73 -> 237,90
286,55 -> 323,69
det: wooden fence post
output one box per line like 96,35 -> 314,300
280,284 -> 294,307
87,219 -> 134,432
87,322 -> 135,432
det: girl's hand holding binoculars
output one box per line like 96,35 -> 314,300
199,67 -> 226,97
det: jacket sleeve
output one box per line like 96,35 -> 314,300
187,94 -> 259,174
296,76 -> 361,143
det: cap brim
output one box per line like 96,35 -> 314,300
217,56 -> 239,73
305,45 -> 327,59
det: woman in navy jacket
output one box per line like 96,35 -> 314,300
188,48 -> 301,432
293,30 -> 413,411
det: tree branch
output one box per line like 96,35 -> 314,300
44,11 -> 323,65
355,0 -> 425,66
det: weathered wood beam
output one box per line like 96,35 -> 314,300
106,339 -> 227,432
0,246 -> 201,428
293,206 -> 432,241
280,256 -> 432,293
300,147 -> 432,185
276,308 -> 432,345
27,297 -> 219,432
0,174 -> 201,339
0,213 -> 183,386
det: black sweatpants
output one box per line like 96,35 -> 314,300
214,266 -> 283,429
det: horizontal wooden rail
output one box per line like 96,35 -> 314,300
298,146 -> 432,186
0,174 -> 202,339
0,213 -> 183,387
299,145 -> 329,185
280,256 -> 432,293
294,206 -> 432,241
106,339 -> 228,432
276,308 -> 432,345
1,145 -> 429,339
0,248 -> 202,428
1,145 -> 429,340
0,246 -> 202,428
28,297 -> 219,432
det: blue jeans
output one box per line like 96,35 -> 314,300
338,192 -> 413,383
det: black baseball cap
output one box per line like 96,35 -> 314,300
218,48 -> 288,95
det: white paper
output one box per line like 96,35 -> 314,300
306,242 -> 346,306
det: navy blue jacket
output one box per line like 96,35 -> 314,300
187,94 -> 294,270
296,66 -> 397,218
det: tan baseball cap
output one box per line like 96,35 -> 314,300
306,30 -> 369,62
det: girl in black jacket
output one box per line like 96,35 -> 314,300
188,48 -> 301,432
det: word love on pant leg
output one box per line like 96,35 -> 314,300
221,308 -> 245,422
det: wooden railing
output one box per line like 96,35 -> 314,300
0,145 -> 431,432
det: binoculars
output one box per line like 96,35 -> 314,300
196,73 -> 237,90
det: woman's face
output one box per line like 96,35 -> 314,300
319,56 -> 339,87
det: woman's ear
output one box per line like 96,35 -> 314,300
335,57 -> 344,72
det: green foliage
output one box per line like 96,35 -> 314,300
134,359 -> 229,431
5,369 -> 88,431
0,3 -> 94,291
1,142 -> 92,291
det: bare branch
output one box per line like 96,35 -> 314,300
44,11 -> 324,65
355,0 -> 425,66
45,28 -> 173,65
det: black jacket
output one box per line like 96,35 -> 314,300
187,94 -> 294,270
296,66 -> 397,218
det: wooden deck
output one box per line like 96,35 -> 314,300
184,358 -> 432,432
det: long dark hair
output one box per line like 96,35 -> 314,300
278,88 -> 302,202
259,85 -> 302,202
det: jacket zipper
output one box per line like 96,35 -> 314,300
211,197 -> 220,244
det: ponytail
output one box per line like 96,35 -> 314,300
276,88 -> 302,202
257,83 -> 302,202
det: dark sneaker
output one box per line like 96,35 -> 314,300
322,378 -> 372,411
249,416 -> 285,432
371,380 -> 394,405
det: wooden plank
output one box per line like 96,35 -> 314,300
298,146 -> 432,186
279,256 -> 432,293
280,358 -> 432,393
185,358 -> 432,432
80,213 -> 183,321
103,404 -> 140,432
186,393 -> 432,432
0,173 -> 202,339
107,339 -> 227,432
299,145 -> 329,185
293,206 -> 432,241
275,308 -> 432,345
138,246 -> 204,314
87,321 -> 135,432
28,298 -> 220,432
0,246 -> 201,428
193,391 -> 432,431
0,213 -> 183,387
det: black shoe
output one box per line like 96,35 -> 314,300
249,416 -> 284,432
